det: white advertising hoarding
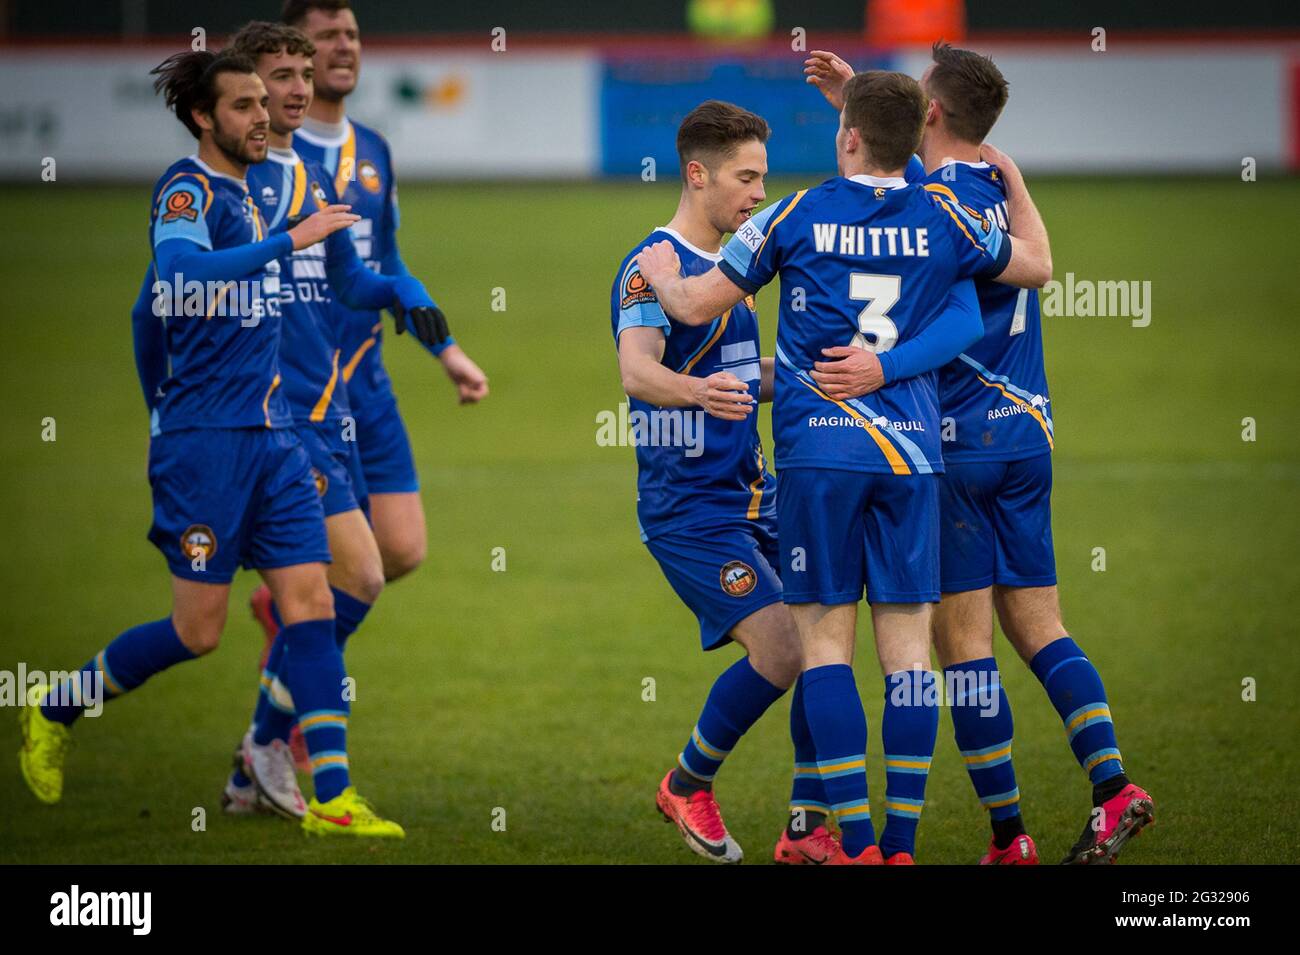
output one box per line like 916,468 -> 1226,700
0,49 -> 600,180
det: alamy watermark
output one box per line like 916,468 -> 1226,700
888,667 -> 1002,717
596,402 -> 706,458
1,665 -> 104,717
151,272 -> 276,327
1041,272 -> 1151,328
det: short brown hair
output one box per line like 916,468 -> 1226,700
841,71 -> 927,171
281,0 -> 351,27
676,100 -> 770,180
927,42 -> 1009,144
229,20 -> 316,60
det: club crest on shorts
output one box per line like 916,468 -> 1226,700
180,524 -> 217,561
358,159 -> 382,194
720,560 -> 757,597
311,467 -> 329,497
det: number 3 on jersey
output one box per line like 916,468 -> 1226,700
848,272 -> 901,353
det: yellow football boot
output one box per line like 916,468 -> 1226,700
19,684 -> 71,805
302,786 -> 405,839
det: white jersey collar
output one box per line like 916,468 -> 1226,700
655,226 -> 722,262
189,154 -> 247,187
266,146 -> 300,166
296,116 -> 352,148
847,173 -> 908,190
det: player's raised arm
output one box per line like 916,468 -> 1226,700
617,325 -> 755,420
803,50 -> 855,111
635,241 -> 748,327
981,144 -> 1052,288
638,185 -> 802,327
930,187 -> 1048,291
154,194 -> 355,285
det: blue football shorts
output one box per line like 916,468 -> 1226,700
147,426 -> 331,584
938,452 -> 1057,593
777,467 -> 940,606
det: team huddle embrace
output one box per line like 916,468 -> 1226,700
612,45 -> 1154,864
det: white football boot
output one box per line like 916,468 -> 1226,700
220,740 -> 265,815
241,730 -> 307,819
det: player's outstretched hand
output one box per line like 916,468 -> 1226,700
812,345 -> 885,399
803,51 -> 854,111
438,344 -> 489,404
635,240 -> 682,289
693,371 -> 755,421
288,204 -> 360,251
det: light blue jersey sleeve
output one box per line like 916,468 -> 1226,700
718,191 -> 801,294
614,259 -> 670,340
153,174 -> 214,250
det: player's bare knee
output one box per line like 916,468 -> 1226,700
296,588 -> 335,623
382,536 -> 425,581
354,565 -> 385,605
995,586 -> 1067,661
932,590 -> 994,667
276,580 -> 335,624
332,557 -> 385,605
173,614 -> 224,655
730,605 -> 802,688
754,640 -> 801,689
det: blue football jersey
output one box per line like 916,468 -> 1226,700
924,163 -> 1053,461
904,154 -> 926,183
719,174 -> 1010,475
294,118 -> 400,407
247,150 -> 352,425
148,156 -> 288,433
611,227 -> 776,541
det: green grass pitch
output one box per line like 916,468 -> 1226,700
0,176 -> 1297,863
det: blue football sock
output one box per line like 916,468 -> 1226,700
788,672 -> 831,828
946,657 -> 1021,831
1030,637 -> 1124,785
40,617 -> 196,726
281,618 -> 351,802
252,631 -> 296,746
879,669 -> 940,859
674,656 -> 784,788
330,587 -> 371,652
802,663 -> 874,856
